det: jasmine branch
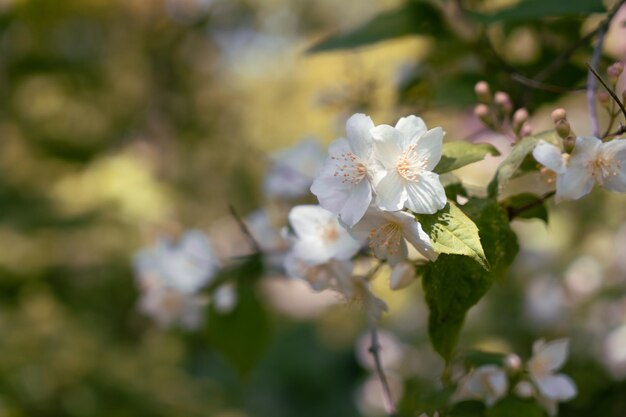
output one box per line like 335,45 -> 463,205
369,324 -> 399,417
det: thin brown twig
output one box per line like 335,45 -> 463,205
588,65 -> 626,121
507,190 -> 556,221
368,325 -> 398,417
228,204 -> 262,254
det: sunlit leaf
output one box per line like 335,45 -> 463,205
435,142 -> 500,174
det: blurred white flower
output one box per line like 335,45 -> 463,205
389,261 -> 416,290
133,230 -> 220,329
526,339 -> 577,416
287,205 -> 361,264
264,138 -> 325,199
533,137 -> 626,201
514,380 -> 535,398
603,325 -> 626,378
371,115 -> 447,214
311,113 -> 377,227
284,254 -> 354,294
213,283 -> 237,314
349,207 -> 437,265
454,365 -> 508,407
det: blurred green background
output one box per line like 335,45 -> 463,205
1,0 -> 626,416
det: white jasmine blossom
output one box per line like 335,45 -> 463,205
287,205 -> 361,264
526,338 -> 578,416
533,137 -> 626,201
311,113 -> 377,227
264,138 -> 325,199
454,365 -> 508,407
371,115 -> 447,214
389,261 -> 416,290
349,207 -> 437,265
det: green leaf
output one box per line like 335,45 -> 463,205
472,0 -> 606,24
486,397 -> 545,417
307,0 -> 444,53
422,198 -> 519,362
435,142 -> 500,174
419,202 -> 489,270
487,131 -> 559,198
449,400 -> 487,417
502,193 -> 549,223
464,349 -> 507,368
206,284 -> 270,377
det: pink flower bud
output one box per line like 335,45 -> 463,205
608,62 -> 624,83
474,81 -> 491,103
474,104 -> 491,125
494,91 -> 513,114
598,91 -> 610,107
512,108 -> 529,134
551,108 -> 567,123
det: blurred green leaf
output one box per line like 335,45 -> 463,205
422,198 -> 519,362
419,202 -> 489,270
486,397 -> 544,417
307,0 -> 444,53
502,193 -> 548,223
472,0 -> 606,24
488,131 -> 559,198
435,142 -> 500,174
464,349 -> 507,368
206,284 -> 271,377
449,400 -> 487,417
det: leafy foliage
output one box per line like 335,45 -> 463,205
502,193 -> 549,223
435,142 -> 500,174
471,0 -> 606,24
308,0 -> 445,52
486,397 -> 545,417
422,199 -> 519,362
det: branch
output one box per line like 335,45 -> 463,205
368,325 -> 399,417
507,191 -> 555,221
588,64 -> 626,121
587,0 -> 626,137
228,204 -> 262,254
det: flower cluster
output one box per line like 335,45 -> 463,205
454,339 -> 577,416
133,230 -> 235,329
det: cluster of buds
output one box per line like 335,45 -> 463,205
551,108 -> 575,151
473,81 -> 531,142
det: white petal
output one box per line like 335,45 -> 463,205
534,374 -> 577,401
311,159 -> 352,213
349,206 -> 387,240
374,170 -> 407,211
404,171 -> 447,214
395,115 -> 427,148
555,165 -> 594,201
371,124 -> 402,168
402,220 -> 438,261
533,142 -> 566,174
380,239 -> 408,266
213,283 -> 237,314
390,261 -> 416,290
288,205 -> 335,239
600,139 -> 626,192
569,136 -> 601,166
414,127 -> 444,171
529,338 -> 569,376
339,179 -> 372,227
346,113 -> 375,159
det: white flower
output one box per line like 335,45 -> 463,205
213,283 -> 237,314
287,205 -> 362,265
454,365 -> 508,407
264,138 -> 325,199
134,230 -> 219,294
371,115 -> 447,214
533,137 -> 626,201
311,114 -> 377,227
389,261 -> 416,290
349,206 -> 437,265
526,339 -> 577,416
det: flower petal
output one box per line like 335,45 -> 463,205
533,142 -> 566,174
555,165 -> 594,201
374,170 -> 407,211
569,136 -> 601,166
371,124 -> 402,169
414,127 -> 444,171
533,374 -> 577,401
339,179 -> 372,227
600,139 -> 626,192
395,115 -> 427,148
404,171 -> 447,214
403,220 -> 438,261
390,261 -> 416,290
529,338 -> 569,376
346,113 -> 375,159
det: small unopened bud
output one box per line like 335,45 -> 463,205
512,108 -> 529,134
474,81 -> 491,103
555,119 -> 571,139
504,354 -> 522,373
551,108 -> 567,123
608,62 -> 624,84
494,91 -> 513,114
520,123 -> 532,138
474,103 -> 492,125
515,381 -> 535,398
598,91 -> 611,107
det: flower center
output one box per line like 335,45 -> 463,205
396,144 -> 428,181
321,225 -> 340,243
589,156 -> 621,182
368,222 -> 402,255
332,152 -> 367,184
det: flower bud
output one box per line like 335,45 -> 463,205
514,381 -> 535,398
555,119 -> 571,139
520,123 -> 532,138
551,108 -> 567,123
512,108 -> 529,134
598,91 -> 611,107
504,353 -> 522,373
494,91 -> 513,114
474,81 -> 491,103
474,104 -> 492,126
608,62 -> 624,84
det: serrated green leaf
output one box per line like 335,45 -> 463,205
307,0 -> 444,53
486,397 -> 545,417
422,198 -> 519,362
419,202 -> 489,270
502,193 -> 548,223
435,142 -> 500,174
206,284 -> 270,377
472,0 -> 605,24
488,131 -> 559,198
